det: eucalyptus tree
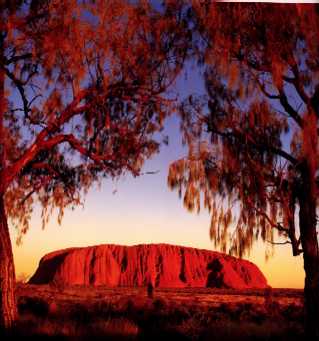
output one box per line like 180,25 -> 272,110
168,3 -> 319,338
0,0 -> 187,329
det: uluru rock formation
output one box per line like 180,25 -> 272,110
29,244 -> 269,289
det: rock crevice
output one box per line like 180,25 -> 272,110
29,243 -> 269,289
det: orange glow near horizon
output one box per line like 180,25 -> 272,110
8,114 -> 305,289
3,0 -> 313,299
11,181 -> 304,289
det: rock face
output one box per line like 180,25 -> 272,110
29,244 -> 269,289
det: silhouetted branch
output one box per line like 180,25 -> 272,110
3,66 -> 43,126
141,170 -> 160,175
284,60 -> 310,104
267,240 -> 291,245
3,90 -> 90,188
278,89 -> 303,128
4,53 -> 32,65
254,75 -> 280,100
244,57 -> 303,127
207,126 -> 298,166
3,67 -> 30,118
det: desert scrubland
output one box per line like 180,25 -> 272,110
10,284 -> 304,340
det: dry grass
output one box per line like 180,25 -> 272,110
7,284 -> 304,340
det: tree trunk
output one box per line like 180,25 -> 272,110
299,164 -> 319,339
0,195 -> 17,330
0,27 -> 17,330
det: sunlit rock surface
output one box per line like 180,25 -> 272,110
29,244 -> 269,289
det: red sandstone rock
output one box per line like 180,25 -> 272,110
29,244 -> 269,289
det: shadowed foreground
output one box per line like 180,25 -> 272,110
4,284 -> 304,340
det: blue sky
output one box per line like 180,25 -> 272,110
10,61 -> 305,288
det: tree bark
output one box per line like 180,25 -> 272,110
0,195 -> 17,330
0,22 -> 17,331
299,163 -> 319,339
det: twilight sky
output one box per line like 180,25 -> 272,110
9,57 -> 304,288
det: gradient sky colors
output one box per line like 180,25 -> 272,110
10,112 -> 304,288
8,50 -> 305,289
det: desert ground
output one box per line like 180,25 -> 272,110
8,284 -> 304,340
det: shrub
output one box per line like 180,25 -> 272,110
89,317 -> 139,339
18,296 -> 49,317
281,304 -> 304,322
153,298 -> 167,311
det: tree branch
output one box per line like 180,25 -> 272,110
283,75 -> 309,104
278,89 -> 303,128
267,238 -> 303,255
43,133 -> 116,167
245,58 -> 303,127
2,90 -> 90,189
4,67 -> 30,118
250,206 -> 289,233
253,75 -> 280,100
267,240 -> 291,245
26,161 -> 60,177
4,53 -> 32,65
208,125 -> 298,166
283,60 -> 310,104
3,66 -> 43,126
